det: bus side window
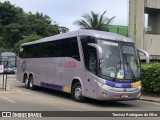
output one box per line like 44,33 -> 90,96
80,36 -> 96,70
60,37 -> 80,61
88,49 -> 97,74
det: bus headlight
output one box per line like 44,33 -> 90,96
95,79 -> 112,90
95,79 -> 104,86
101,84 -> 112,90
97,81 -> 103,86
137,86 -> 141,89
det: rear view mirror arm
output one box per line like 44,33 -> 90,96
138,49 -> 150,63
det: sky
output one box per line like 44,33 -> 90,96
0,0 -> 129,31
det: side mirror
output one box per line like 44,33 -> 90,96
87,43 -> 103,60
137,49 -> 150,63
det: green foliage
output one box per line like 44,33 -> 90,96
0,1 -> 69,51
2,23 -> 24,47
57,26 -> 69,34
24,12 -> 59,37
0,1 -> 25,48
141,63 -> 160,93
14,33 -> 42,53
0,1 -> 24,25
74,10 -> 115,31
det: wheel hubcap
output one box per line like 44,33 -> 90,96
75,87 -> 82,99
25,79 -> 28,86
30,79 -> 33,88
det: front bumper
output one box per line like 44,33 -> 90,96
96,82 -> 141,101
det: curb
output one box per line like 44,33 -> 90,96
140,99 -> 160,103
140,97 -> 160,103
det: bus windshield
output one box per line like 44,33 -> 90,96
98,40 -> 140,82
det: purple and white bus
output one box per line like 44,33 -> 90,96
17,30 -> 149,102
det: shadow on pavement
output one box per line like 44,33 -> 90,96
17,85 -> 136,108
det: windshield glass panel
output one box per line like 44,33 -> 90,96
98,39 -> 141,81
98,40 -> 120,79
121,45 -> 140,79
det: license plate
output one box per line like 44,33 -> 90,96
120,94 -> 128,98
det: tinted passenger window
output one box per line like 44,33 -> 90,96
60,38 -> 80,61
80,36 -> 96,70
88,49 -> 97,74
19,37 -> 80,61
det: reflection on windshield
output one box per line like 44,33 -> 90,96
98,40 -> 121,79
122,47 -> 140,79
98,40 -> 141,81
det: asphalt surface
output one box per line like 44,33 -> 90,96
0,75 -> 160,120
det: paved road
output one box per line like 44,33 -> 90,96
0,75 -> 159,119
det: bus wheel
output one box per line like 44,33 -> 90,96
28,76 -> 36,90
72,82 -> 84,102
24,77 -> 29,89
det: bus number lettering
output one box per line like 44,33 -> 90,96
115,83 -> 122,88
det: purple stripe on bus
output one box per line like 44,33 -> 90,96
40,82 -> 63,91
105,80 -> 132,88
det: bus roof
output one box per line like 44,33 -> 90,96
0,52 -> 16,57
21,30 -> 134,46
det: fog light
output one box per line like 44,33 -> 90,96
103,92 -> 108,98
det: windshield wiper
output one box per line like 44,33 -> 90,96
126,62 -> 136,81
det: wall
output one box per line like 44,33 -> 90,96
129,0 -> 145,50
145,0 -> 160,9
145,34 -> 160,55
129,0 -> 160,56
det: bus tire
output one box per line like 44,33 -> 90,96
24,77 -> 29,89
28,76 -> 36,90
72,82 -> 84,102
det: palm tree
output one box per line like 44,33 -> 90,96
74,11 -> 115,31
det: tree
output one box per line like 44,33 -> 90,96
74,11 -> 115,31
0,1 -> 69,51
55,24 -> 69,34
24,12 -> 59,37
0,1 -> 24,26
0,1 -> 25,48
